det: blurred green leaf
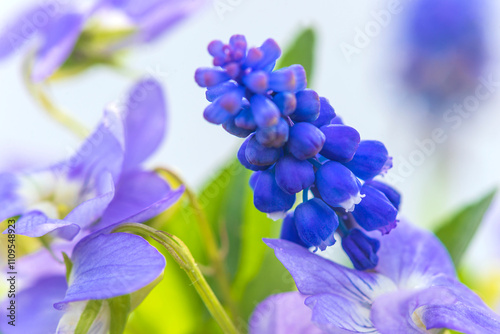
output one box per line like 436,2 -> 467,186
230,182 -> 274,302
276,27 -> 317,84
75,300 -> 103,334
237,223 -> 296,320
62,252 -> 72,283
199,158 -> 251,278
108,295 -> 131,334
435,189 -> 496,266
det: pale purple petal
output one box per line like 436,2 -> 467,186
114,185 -> 184,224
65,109 -> 125,183
64,172 -> 115,229
121,78 -> 166,171
117,0 -> 205,42
0,276 -> 67,334
265,239 -> 395,332
54,232 -> 165,309
249,292 -> 325,334
305,293 -> 377,333
0,4 -> 55,59
0,173 -> 25,221
94,170 -> 173,229
6,211 -> 80,240
31,12 -> 85,82
265,239 -> 393,300
374,220 -> 456,287
372,279 -> 500,334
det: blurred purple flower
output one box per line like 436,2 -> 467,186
402,0 -> 488,111
251,221 -> 500,333
0,0 -> 206,81
1,78 -> 183,241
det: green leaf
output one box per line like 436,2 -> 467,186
238,222 -> 296,318
230,180 -> 274,302
276,27 -> 317,84
435,189 -> 497,266
108,295 -> 131,334
75,300 -> 103,334
198,158 -> 251,278
62,252 -> 73,283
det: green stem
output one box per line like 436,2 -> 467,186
155,168 -> 239,318
22,52 -> 88,139
112,223 -> 240,334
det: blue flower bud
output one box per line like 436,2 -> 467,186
229,34 -> 247,61
255,117 -> 289,148
316,161 -> 362,211
253,38 -> 281,70
195,68 -> 230,87
243,71 -> 269,94
238,136 -> 272,171
352,184 -> 398,234
268,64 -> 307,92
275,154 -> 315,194
244,47 -> 264,68
331,116 -> 344,125
245,134 -> 282,166
294,198 -> 338,251
319,125 -> 360,162
273,92 -> 297,116
290,89 -> 320,122
344,140 -> 391,180
311,97 -> 336,128
249,171 -> 261,189
208,40 -> 229,66
206,81 -> 239,102
280,212 -> 308,248
235,104 -> 257,130
365,180 -> 401,210
253,169 -> 295,214
287,123 -> 325,160
223,117 -> 253,138
251,95 -> 280,128
341,228 -> 380,270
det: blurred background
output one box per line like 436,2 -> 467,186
1,0 -> 500,270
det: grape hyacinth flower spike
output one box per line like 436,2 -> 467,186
196,35 -> 399,269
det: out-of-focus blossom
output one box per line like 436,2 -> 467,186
1,78 -> 183,242
0,78 -> 179,333
251,222 -> 500,333
0,0 -> 206,81
196,35 -> 399,269
402,0 -> 488,111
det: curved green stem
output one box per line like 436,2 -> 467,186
154,168 -> 239,318
22,52 -> 88,138
112,223 -> 240,334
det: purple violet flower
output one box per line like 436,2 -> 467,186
250,221 -> 500,334
1,78 -> 183,241
0,0 -> 206,81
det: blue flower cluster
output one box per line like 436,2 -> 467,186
196,35 -> 400,270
